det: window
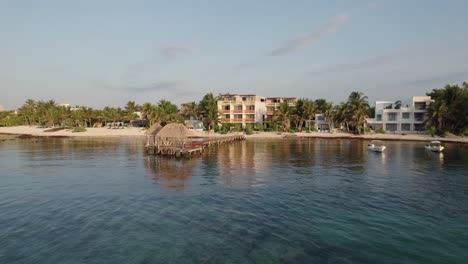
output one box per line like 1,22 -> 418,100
246,114 -> 255,120
224,114 -> 230,119
234,105 -> 242,111
385,124 -> 397,131
414,102 -> 426,110
388,113 -> 397,121
401,123 -> 411,131
317,116 -> 325,121
234,114 -> 242,120
414,124 -> 424,131
414,113 -> 424,122
267,106 -> 275,112
223,106 -> 230,111
402,112 -> 410,119
376,114 -> 382,121
246,105 -> 255,110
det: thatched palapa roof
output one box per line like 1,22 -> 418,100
156,123 -> 192,138
146,123 -> 162,135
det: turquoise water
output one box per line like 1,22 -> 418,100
0,137 -> 467,263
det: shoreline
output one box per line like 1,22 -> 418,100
0,126 -> 467,143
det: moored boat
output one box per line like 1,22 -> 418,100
425,141 -> 444,152
367,140 -> 386,152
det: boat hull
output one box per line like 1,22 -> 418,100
425,146 -> 444,152
367,145 -> 386,152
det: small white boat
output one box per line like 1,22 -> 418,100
367,140 -> 386,152
425,141 -> 444,152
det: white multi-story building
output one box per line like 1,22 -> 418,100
314,113 -> 331,131
366,96 -> 432,133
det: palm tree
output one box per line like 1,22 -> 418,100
295,99 -> 316,131
426,98 -> 447,134
199,93 -> 219,131
323,102 -> 335,132
141,102 -> 153,122
124,101 -> 139,122
334,102 -> 349,132
394,100 -> 402,109
180,101 -> 199,120
156,99 -> 180,126
346,91 -> 370,134
81,107 -> 94,127
18,99 -> 36,125
302,99 -> 317,131
274,101 -> 294,132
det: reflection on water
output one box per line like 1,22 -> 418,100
145,156 -> 197,191
0,137 -> 467,263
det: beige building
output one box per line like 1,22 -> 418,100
217,94 -> 298,128
218,94 -> 267,128
264,97 -> 297,123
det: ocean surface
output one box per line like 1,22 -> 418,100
0,136 -> 467,263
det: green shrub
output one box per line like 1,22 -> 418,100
245,124 -> 253,135
375,127 -> 385,134
220,123 -> 233,134
361,126 -> 371,134
255,122 -> 264,131
232,123 -> 243,132
72,127 -> 87,133
287,128 -> 296,133
427,125 -> 436,137
267,121 -> 279,132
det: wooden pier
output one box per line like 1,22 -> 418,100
146,135 -> 245,157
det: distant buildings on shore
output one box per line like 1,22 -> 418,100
217,94 -> 432,133
217,94 -> 297,130
366,96 -> 432,133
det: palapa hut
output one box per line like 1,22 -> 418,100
155,123 -> 193,149
146,123 -> 162,146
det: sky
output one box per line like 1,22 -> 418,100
1,0 -> 468,110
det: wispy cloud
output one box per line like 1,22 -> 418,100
269,13 -> 350,56
161,46 -> 191,60
125,81 -> 181,93
308,52 -> 400,75
405,70 -> 468,87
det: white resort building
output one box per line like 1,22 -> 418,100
366,96 -> 432,133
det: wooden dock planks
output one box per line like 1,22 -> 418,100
146,135 -> 245,157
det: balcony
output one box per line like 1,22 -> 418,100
244,110 -> 255,113
220,109 -> 231,113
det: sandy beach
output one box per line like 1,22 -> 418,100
1,125 -> 467,143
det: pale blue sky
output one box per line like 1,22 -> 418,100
1,0 -> 468,110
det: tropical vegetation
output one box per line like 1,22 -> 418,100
425,82 -> 468,135
1,82 -> 466,136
